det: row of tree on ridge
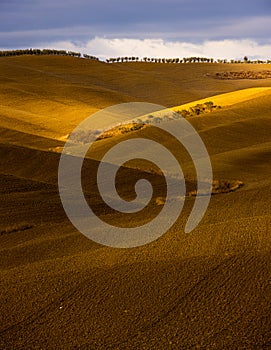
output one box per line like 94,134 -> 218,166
106,56 -> 271,64
0,49 -> 99,61
0,49 -> 270,64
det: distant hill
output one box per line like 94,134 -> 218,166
1,55 -> 271,140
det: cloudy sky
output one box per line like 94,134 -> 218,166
1,0 -> 271,60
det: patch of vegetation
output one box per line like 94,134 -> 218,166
69,123 -> 146,144
0,223 -> 33,235
69,103 -> 221,144
189,180 -> 244,196
155,180 -> 244,206
176,101 -> 221,117
213,71 -> 271,80
97,123 -> 146,140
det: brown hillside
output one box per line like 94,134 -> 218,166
0,56 -> 271,349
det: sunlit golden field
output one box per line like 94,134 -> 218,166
1,56 -> 271,349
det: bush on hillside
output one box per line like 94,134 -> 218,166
176,101 -> 221,117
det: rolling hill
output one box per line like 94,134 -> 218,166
0,56 -> 271,349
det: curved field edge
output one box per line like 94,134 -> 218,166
171,87 -> 271,112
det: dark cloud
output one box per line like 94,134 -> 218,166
0,0 -> 270,48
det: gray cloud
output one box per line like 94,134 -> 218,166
34,37 -> 270,61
